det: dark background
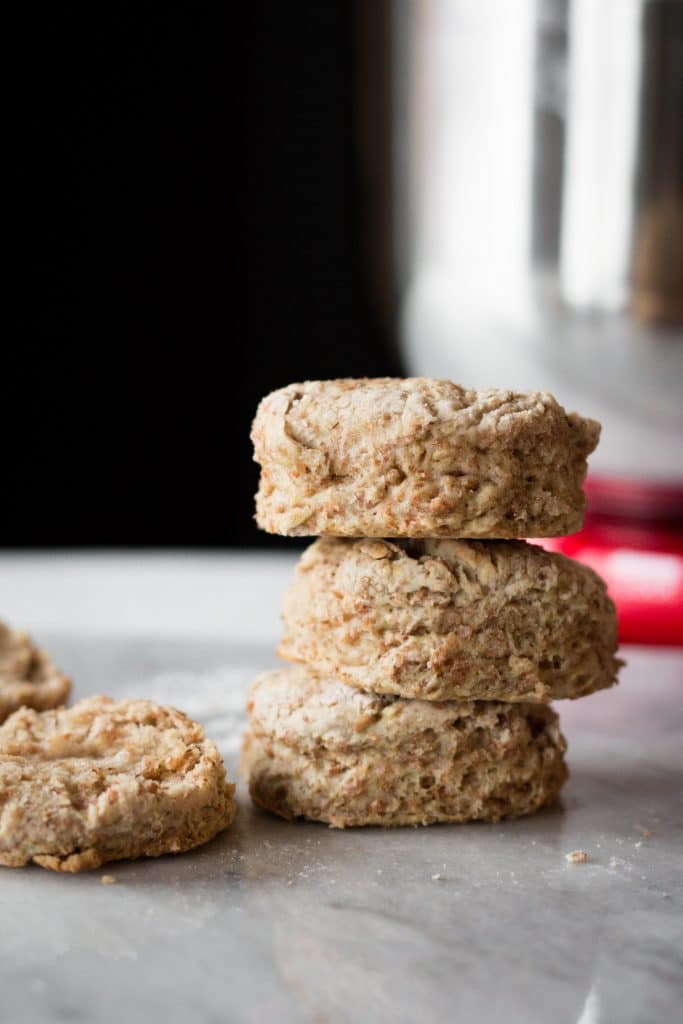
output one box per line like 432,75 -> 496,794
7,2 -> 400,548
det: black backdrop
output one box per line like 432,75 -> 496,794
7,3 -> 400,547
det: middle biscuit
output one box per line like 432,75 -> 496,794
280,537 -> 620,703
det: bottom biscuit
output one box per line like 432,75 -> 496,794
242,667 -> 567,827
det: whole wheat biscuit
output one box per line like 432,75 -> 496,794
0,696 -> 236,871
0,621 -> 71,723
280,537 -> 621,703
252,378 -> 599,538
242,667 -> 567,827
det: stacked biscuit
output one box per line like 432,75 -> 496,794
243,378 -> 620,827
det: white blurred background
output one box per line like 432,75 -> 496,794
392,0 -> 682,505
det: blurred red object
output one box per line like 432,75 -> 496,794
537,499 -> 683,647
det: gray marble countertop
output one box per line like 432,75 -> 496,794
0,555 -> 681,1024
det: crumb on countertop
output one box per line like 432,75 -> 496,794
100,875 -> 117,886
565,850 -> 588,864
431,873 -> 443,881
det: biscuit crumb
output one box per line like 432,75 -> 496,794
565,850 -> 588,864
353,711 -> 380,733
100,875 -> 117,886
431,873 -> 443,881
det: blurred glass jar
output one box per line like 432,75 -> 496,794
388,0 -> 683,519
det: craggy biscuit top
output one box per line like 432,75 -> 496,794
2,695 -> 209,767
288,534 -> 614,609
253,378 -> 598,464
252,378 -> 600,538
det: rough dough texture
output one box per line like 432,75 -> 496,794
0,696 -> 236,871
0,622 -> 71,723
242,667 -> 567,827
280,537 -> 621,703
252,378 -> 600,538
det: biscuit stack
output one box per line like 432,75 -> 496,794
243,379 -> 620,827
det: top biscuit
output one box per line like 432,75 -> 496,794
252,378 -> 600,538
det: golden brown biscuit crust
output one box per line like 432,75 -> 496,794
280,537 -> 621,703
252,378 -> 599,538
0,696 -> 236,871
0,622 -> 71,723
242,667 -> 568,827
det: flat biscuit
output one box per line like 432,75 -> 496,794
242,667 -> 567,827
0,696 -> 236,871
280,537 -> 621,703
252,378 -> 599,538
0,621 -> 71,723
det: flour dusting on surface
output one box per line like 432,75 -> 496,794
117,665 -> 260,755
